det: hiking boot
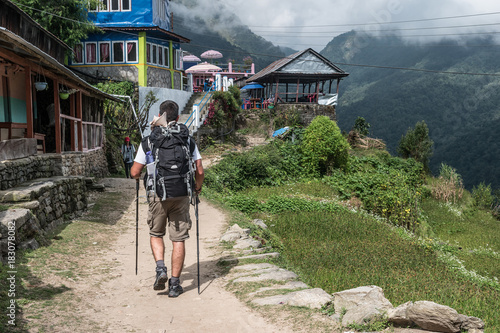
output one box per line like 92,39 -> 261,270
168,278 -> 184,298
153,267 -> 168,291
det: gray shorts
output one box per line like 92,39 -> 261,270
147,197 -> 192,241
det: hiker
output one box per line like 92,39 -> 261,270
130,100 -> 204,297
121,137 -> 136,179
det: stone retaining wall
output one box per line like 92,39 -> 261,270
0,176 -> 88,261
276,104 -> 336,124
0,148 -> 108,191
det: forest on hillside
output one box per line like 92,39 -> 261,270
170,0 -> 286,71
321,31 -> 500,190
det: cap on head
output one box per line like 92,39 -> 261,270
125,137 -> 130,142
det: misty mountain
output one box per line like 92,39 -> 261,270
170,0 -> 288,70
321,31 -> 500,190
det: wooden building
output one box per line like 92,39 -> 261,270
246,48 -> 349,106
0,0 -> 119,159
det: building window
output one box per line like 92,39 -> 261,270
113,41 -> 124,63
164,47 -> 169,68
152,45 -> 157,64
111,0 -> 119,11
158,47 -> 163,66
122,0 -> 130,11
99,42 -> 111,64
85,42 -> 97,64
90,0 -> 130,11
126,41 -> 138,63
146,43 -> 151,64
73,43 -> 84,64
175,49 -> 182,70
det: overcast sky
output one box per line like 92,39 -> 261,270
217,0 -> 500,50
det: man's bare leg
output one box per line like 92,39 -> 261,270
151,236 -> 168,290
150,236 -> 165,261
171,241 -> 185,278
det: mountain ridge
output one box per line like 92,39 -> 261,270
320,31 -> 500,189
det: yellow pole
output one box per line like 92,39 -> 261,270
138,32 -> 147,87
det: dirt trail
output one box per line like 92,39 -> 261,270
85,178 -> 290,333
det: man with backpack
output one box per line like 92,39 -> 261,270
130,100 -> 204,297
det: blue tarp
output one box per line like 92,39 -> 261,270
272,127 -> 290,137
241,83 -> 264,90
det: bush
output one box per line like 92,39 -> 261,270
301,116 -> 350,176
472,182 -> 493,209
353,116 -> 370,137
431,163 -> 464,203
204,141 -> 305,193
397,120 -> 433,172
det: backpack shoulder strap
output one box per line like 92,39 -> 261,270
141,136 -> 151,153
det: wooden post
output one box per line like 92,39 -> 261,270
69,93 -> 76,151
53,79 -> 61,153
315,80 -> 320,103
336,78 -> 340,94
25,66 -> 34,138
295,78 -> 300,103
76,91 -> 83,151
274,78 -> 280,103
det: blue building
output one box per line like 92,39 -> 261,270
69,0 -> 189,90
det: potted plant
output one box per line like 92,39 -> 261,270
59,90 -> 70,100
34,81 -> 48,91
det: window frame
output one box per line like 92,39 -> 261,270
164,46 -> 169,68
112,41 -> 125,64
98,41 -> 111,64
158,46 -> 163,66
125,41 -> 138,63
72,43 -> 84,64
110,0 -> 120,11
85,42 -> 98,64
146,43 -> 152,64
175,49 -> 182,70
121,0 -> 131,11
152,44 -> 158,65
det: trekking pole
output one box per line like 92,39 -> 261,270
195,194 -> 200,294
135,179 -> 139,275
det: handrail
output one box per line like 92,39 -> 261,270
185,81 -> 218,132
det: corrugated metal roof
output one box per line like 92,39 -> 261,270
247,48 -> 348,84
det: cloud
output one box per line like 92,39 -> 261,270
217,0 -> 500,49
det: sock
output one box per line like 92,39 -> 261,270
156,260 -> 165,269
170,276 -> 180,285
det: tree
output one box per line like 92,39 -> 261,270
14,0 -> 100,47
353,116 -> 370,137
301,116 -> 350,176
397,121 -> 433,171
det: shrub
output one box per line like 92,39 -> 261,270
431,163 -> 464,203
204,141 -> 305,193
397,120 -> 434,172
472,182 -> 493,209
204,88 -> 242,131
353,116 -> 370,137
301,116 -> 350,176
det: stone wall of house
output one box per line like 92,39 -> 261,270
75,66 -> 139,83
0,176 -> 88,262
147,67 -> 172,88
0,149 -> 108,191
173,71 -> 182,90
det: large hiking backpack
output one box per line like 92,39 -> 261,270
141,122 -> 196,201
